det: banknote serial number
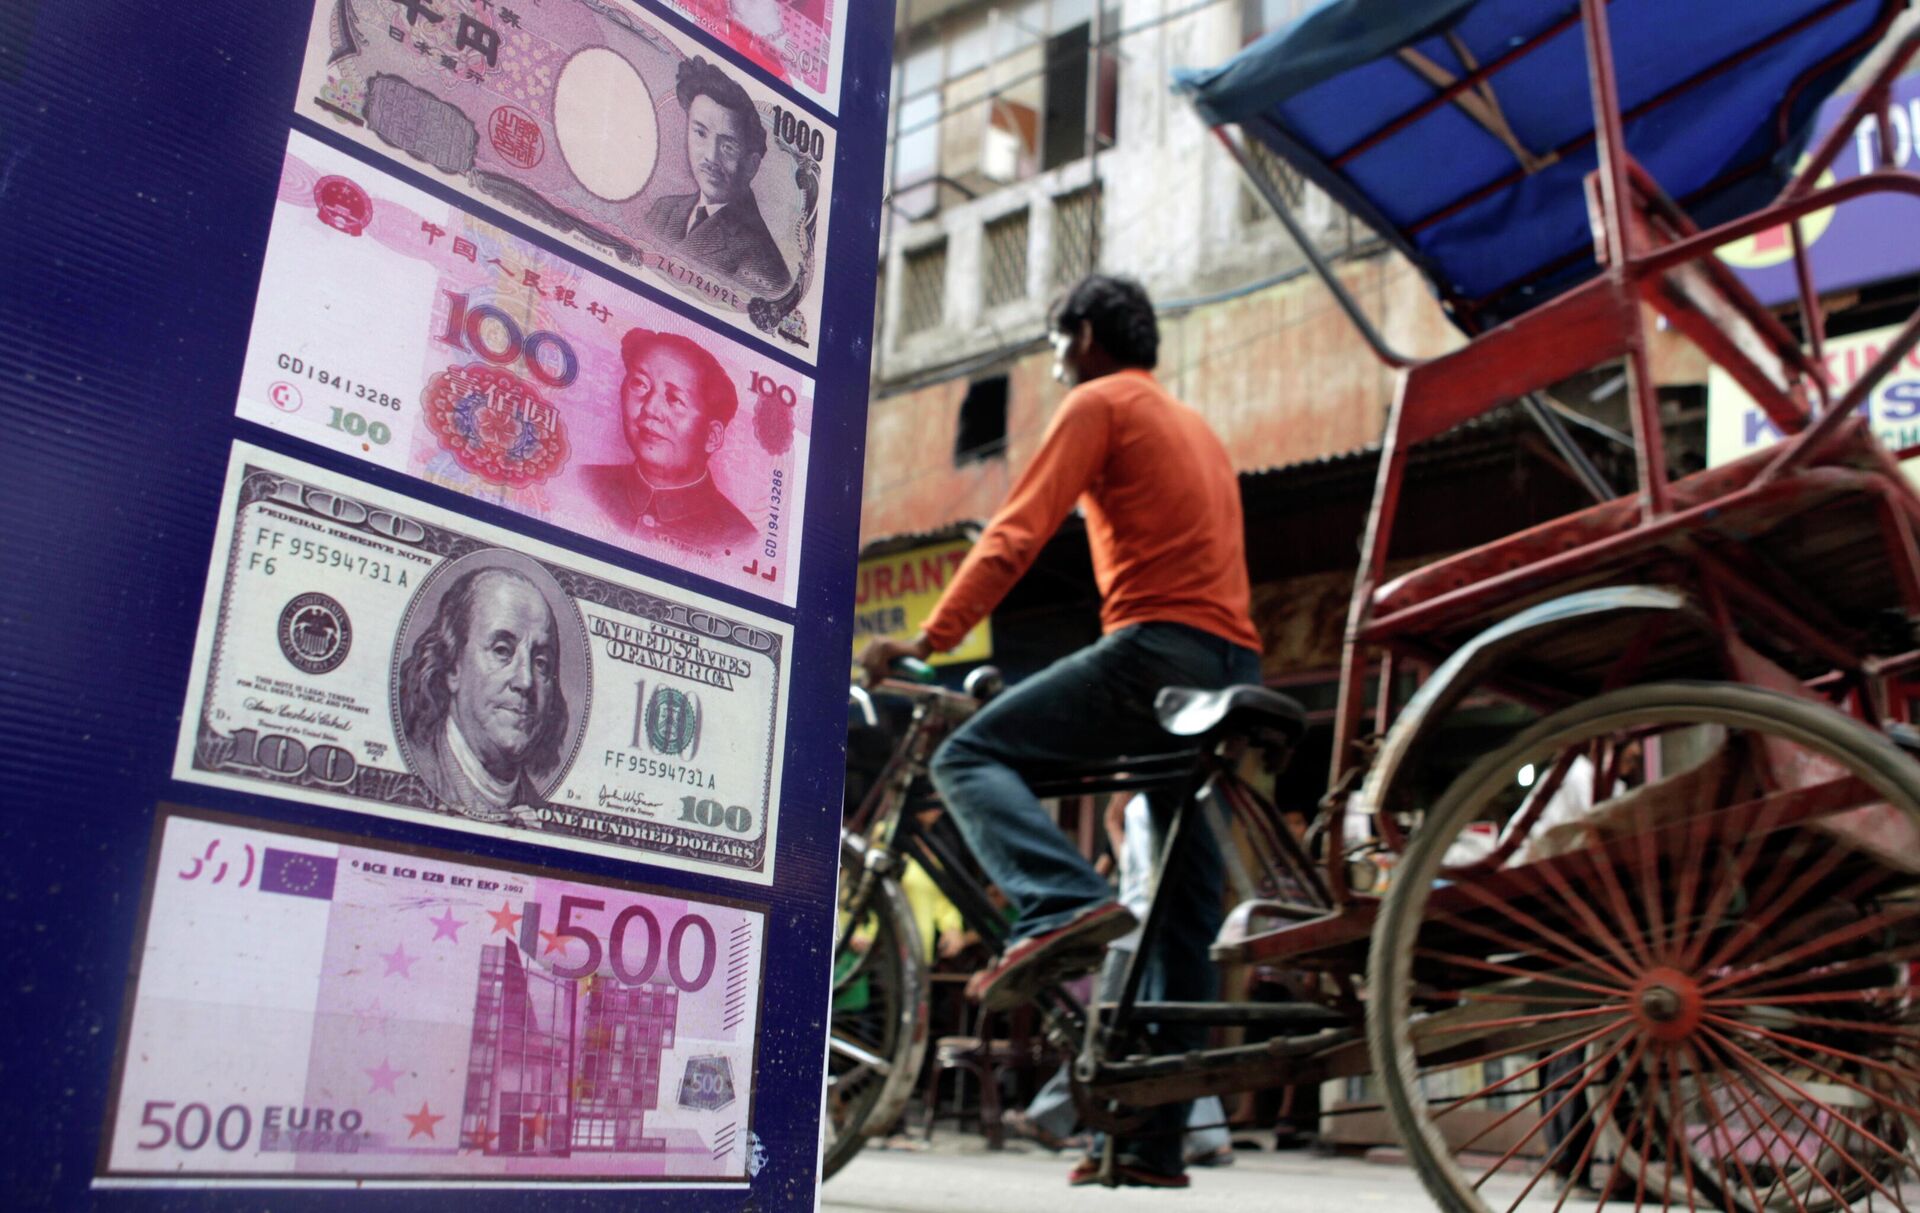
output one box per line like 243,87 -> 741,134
247,526 -> 413,585
275,353 -> 402,412
134,1100 -> 364,1154
603,749 -> 717,789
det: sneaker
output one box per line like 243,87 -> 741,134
972,903 -> 1137,1012
1068,1155 -> 1191,1189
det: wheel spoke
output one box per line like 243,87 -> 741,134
1693,1035 -> 1831,1213
1636,807 -> 1675,968
1709,1009 -> 1920,1049
1662,1041 -> 1703,1212
1438,885 -> 1638,986
1546,1040 -> 1649,1213
1418,1003 -> 1629,1038
1699,1027 -> 1916,1212
1665,810 -> 1710,979
1584,831 -> 1658,971
1700,839 -> 1872,977
1502,1037 -> 1646,1212
1702,903 -> 1920,996
1681,1040 -> 1804,1213
1464,1027 -> 1635,1192
1702,1022 -> 1920,1186
1414,947 -> 1632,999
1681,783 -> 1790,972
1425,1019 -> 1637,1116
1527,845 -> 1651,979
1717,939 -> 1920,1001
829,1032 -> 893,1074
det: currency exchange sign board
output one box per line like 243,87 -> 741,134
0,0 -> 892,1207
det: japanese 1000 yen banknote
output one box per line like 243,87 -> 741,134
99,809 -> 764,1184
651,0 -> 849,112
296,0 -> 836,360
241,131 -> 808,606
173,442 -> 791,885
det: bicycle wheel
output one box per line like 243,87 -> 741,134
1368,682 -> 1920,1213
822,833 -> 928,1179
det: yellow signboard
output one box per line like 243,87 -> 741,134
1707,322 -> 1920,482
852,538 -> 992,666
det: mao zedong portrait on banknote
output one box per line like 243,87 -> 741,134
573,328 -> 758,555
647,59 -> 793,298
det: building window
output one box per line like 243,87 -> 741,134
901,241 -> 948,336
887,2 -> 1119,216
955,375 -> 1010,465
1242,0 -> 1309,43
1041,22 -> 1117,172
982,209 -> 1031,309
1237,135 -> 1302,225
1051,185 -> 1101,290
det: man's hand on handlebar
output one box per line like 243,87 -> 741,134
859,631 -> 934,687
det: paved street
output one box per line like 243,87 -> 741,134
822,1139 -> 1526,1213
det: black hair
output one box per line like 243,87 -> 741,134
674,57 -> 768,161
1050,274 -> 1159,370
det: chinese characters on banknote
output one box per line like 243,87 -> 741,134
241,132 -> 811,605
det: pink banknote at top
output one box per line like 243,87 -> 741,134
647,0 -> 849,112
237,131 -> 811,606
101,810 -> 766,1184
296,0 -> 836,358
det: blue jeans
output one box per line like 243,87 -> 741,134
930,621 -> 1262,1175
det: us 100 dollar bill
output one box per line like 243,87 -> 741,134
298,0 -> 835,361
650,0 -> 848,112
173,442 -> 790,884
101,809 -> 764,1183
241,131 -> 810,607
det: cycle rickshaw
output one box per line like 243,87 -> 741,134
831,2 -> 1920,1208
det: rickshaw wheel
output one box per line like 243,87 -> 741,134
823,834 -> 928,1180
1367,682 -> 1920,1213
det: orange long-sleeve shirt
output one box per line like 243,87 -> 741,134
921,369 -> 1261,654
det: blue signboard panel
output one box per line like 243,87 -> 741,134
1722,72 -> 1920,302
0,0 -> 890,1207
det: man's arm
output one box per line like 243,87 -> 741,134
928,391 -> 1112,645
857,391 -> 1110,682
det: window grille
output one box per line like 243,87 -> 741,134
900,240 -> 948,336
982,209 -> 1031,310
1051,185 -> 1101,291
1238,135 -> 1304,224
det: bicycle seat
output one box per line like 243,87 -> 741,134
1153,685 -> 1305,745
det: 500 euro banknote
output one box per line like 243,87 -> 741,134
99,809 -> 765,1184
651,0 -> 849,112
173,442 -> 791,884
298,0 -> 835,359
241,131 -> 809,606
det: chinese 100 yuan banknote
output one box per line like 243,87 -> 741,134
101,810 -> 763,1182
241,131 -> 809,606
297,0 -> 835,358
173,442 -> 790,884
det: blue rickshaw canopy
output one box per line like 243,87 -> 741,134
1174,0 -> 1897,326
